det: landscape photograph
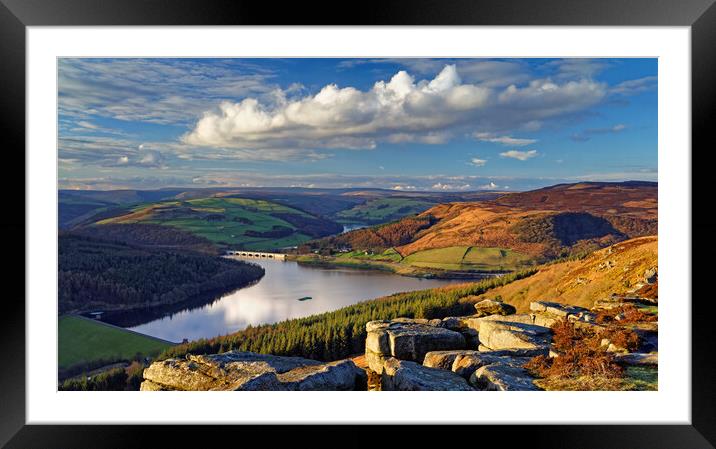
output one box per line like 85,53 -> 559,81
57,57 -> 658,392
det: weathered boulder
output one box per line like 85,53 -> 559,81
423,349 -> 532,380
478,345 -> 549,357
462,313 -> 535,333
422,350 -> 473,371
530,301 -> 589,318
531,314 -> 562,328
439,317 -> 480,348
474,299 -> 516,317
593,297 -> 625,310
470,362 -> 540,391
142,356 -> 283,391
381,358 -> 474,391
593,293 -> 656,310
478,320 -> 551,353
140,351 -> 364,391
439,316 -> 466,331
276,360 -> 366,391
365,319 -> 466,373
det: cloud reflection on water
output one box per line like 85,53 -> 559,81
129,258 -> 463,342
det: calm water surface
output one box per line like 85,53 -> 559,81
128,257 -> 465,342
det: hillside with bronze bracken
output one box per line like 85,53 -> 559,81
320,182 -> 656,267
471,235 -> 657,313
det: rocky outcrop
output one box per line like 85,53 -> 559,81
422,349 -> 539,390
365,319 -> 466,374
381,358 -> 474,391
423,349 -> 532,380
530,301 -> 589,319
478,320 -> 551,353
470,362 -> 540,391
593,293 -> 657,310
473,299 -> 517,317
439,316 -> 480,347
276,360 -> 367,391
140,351 -> 365,391
138,298 -> 655,392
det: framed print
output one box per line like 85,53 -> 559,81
2,0 -> 715,446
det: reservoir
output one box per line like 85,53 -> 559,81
124,257 -> 466,342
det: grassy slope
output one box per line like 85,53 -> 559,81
335,198 -> 435,224
308,245 -> 532,274
96,197 -> 314,250
402,245 -> 532,271
473,236 -> 658,313
59,315 -> 172,369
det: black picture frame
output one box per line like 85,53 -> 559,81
2,0 -> 713,447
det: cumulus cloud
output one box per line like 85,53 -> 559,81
183,64 -> 607,152
340,59 -> 531,88
500,149 -> 538,161
470,158 -> 487,167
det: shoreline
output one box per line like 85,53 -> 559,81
287,254 -> 509,280
69,274 -> 266,328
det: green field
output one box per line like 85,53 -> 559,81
336,198 -> 434,224
303,245 -> 534,274
59,315 -> 172,370
96,197 -> 324,250
336,247 -> 404,263
402,246 -> 533,271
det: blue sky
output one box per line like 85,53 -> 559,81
58,58 -> 657,191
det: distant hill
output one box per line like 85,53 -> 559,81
317,182 -> 657,269
88,197 -> 343,251
59,187 -> 503,230
472,236 -> 658,312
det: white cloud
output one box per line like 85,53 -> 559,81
473,132 -> 537,146
478,181 -> 499,189
431,182 -> 472,191
59,58 -> 277,125
470,158 -> 487,167
500,149 -> 538,161
76,120 -> 99,129
548,59 -> 610,79
184,65 -> 607,152
610,76 -> 657,96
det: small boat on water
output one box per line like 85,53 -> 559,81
297,296 -> 312,301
